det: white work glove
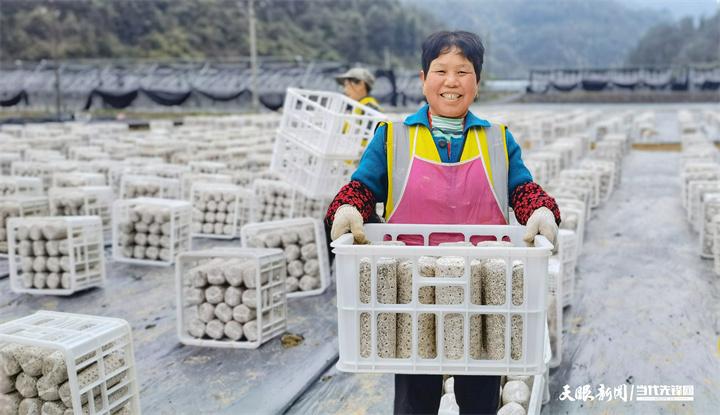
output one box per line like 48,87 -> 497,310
330,204 -> 369,244
523,207 -> 558,246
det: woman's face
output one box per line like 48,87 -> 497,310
343,79 -> 367,101
420,47 -> 478,118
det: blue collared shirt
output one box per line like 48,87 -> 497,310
351,104 -> 533,203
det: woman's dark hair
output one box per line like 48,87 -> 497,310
421,31 -> 485,83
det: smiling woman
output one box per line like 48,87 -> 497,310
325,30 -> 562,415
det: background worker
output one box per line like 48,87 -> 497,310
325,31 -> 560,414
335,67 -> 382,111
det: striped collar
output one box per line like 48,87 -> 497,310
403,104 -> 491,133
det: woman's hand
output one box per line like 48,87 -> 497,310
330,204 -> 369,244
523,207 -> 558,246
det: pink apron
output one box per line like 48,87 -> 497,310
387,129 -> 507,246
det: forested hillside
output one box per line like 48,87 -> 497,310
625,11 -> 720,66
0,0 -> 439,66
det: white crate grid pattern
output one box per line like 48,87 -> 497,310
0,153 -> 22,175
558,169 -> 602,208
8,216 -> 106,295
557,201 -> 584,257
688,181 -> 720,231
546,257 -> 563,369
112,198 -> 192,267
557,230 -> 578,309
280,88 -> 384,157
270,131 -> 356,199
250,179 -> 295,223
0,311 -> 140,415
49,186 -> 115,244
700,193 -> 720,259
190,184 -> 252,240
0,196 -> 50,257
175,249 -> 287,349
0,176 -> 43,197
577,160 -> 616,202
523,160 -> 548,188
591,148 -> 624,188
333,224 -> 551,376
714,215 -> 720,276
680,166 -> 720,209
555,181 -> 592,217
241,218 -> 330,298
119,174 -> 182,200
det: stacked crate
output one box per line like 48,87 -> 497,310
270,88 -> 384,202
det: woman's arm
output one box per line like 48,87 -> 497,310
324,124 -> 389,228
506,129 -> 561,225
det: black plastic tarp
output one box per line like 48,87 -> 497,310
194,88 -> 251,102
84,89 -> 139,110
258,93 -> 285,111
0,90 -> 28,107
141,89 -> 192,106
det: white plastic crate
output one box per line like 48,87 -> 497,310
180,173 -> 232,200
52,172 -> 106,188
280,88 -> 384,157
558,169 -> 601,208
699,193 -> 720,259
332,223 -> 552,376
8,216 -> 105,295
175,248 -> 287,349
687,181 -> 720,231
526,152 -> 561,182
271,131 -> 356,199
191,183 -> 252,239
112,198 -> 192,266
578,159 -> 616,202
681,168 -> 720,208
0,176 -> 43,197
49,186 -> 114,244
547,185 -> 591,221
0,310 -> 140,415
557,203 -> 585,255
0,152 -> 21,175
0,196 -> 49,256
241,218 -> 330,298
120,174 -> 182,200
557,230 -> 577,309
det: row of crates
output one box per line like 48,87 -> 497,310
534,127 -> 631,373
679,131 -> 720,276
4,200 -> 332,299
